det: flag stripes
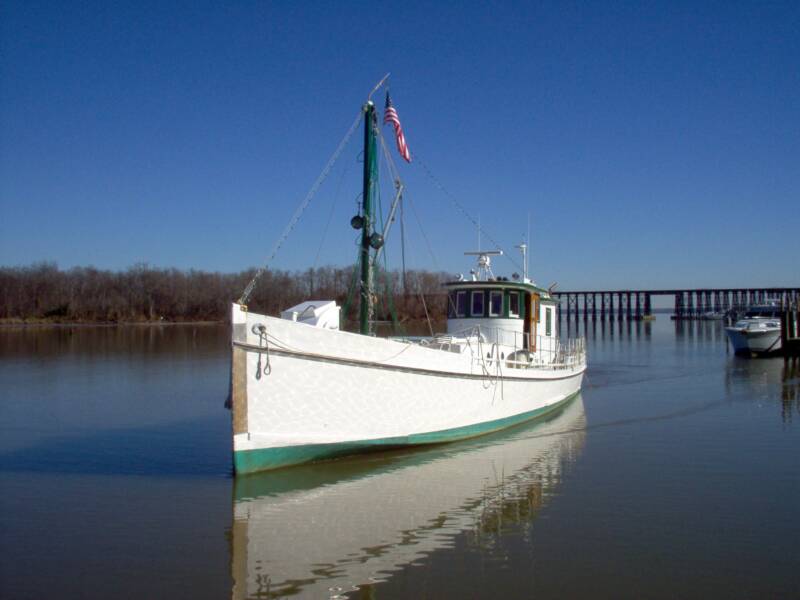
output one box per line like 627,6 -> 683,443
383,92 -> 411,163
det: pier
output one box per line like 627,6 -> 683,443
782,302 -> 800,360
553,288 -> 800,321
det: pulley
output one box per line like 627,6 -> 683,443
369,233 -> 384,249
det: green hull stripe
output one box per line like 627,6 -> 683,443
234,393 -> 578,475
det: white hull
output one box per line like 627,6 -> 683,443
231,395 -> 586,599
725,327 -> 782,355
230,304 -> 585,472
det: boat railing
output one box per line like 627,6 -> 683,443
444,325 -> 586,371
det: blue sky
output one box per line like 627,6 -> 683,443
1,1 -> 798,290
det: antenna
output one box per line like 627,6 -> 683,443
527,212 -> 531,246
515,242 -> 528,282
516,212 -> 532,283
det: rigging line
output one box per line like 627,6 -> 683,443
265,330 -> 415,364
405,193 -> 440,272
239,110 -> 364,304
411,152 -> 524,273
379,124 -> 441,333
312,153 -> 352,270
377,132 -> 395,229
377,126 -> 402,185
400,195 -> 407,294
402,222 -> 441,340
373,126 -> 406,266
313,152 -> 350,269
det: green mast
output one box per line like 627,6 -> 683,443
359,101 -> 379,335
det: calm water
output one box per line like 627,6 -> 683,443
1,320 -> 798,599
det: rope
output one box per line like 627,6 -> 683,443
400,196 -> 407,294
377,126 -> 402,185
412,152 -> 523,273
341,248 -> 361,325
238,110 -> 364,304
312,156 -> 352,270
264,330 -> 415,364
405,193 -> 440,271
420,290 -> 434,337
253,326 -> 271,379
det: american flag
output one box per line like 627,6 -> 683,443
383,92 -> 411,163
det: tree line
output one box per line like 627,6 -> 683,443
0,262 -> 450,325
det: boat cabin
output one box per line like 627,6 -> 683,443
443,279 -> 557,351
743,301 -> 781,319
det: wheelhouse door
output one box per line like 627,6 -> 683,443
531,293 -> 539,352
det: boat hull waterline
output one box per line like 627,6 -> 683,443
231,305 -> 585,474
725,327 -> 782,356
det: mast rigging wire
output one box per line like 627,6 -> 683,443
411,153 -> 524,273
238,110 -> 364,304
312,156 -> 352,271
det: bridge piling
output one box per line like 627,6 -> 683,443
553,287 -> 800,321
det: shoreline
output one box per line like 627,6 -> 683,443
0,317 -> 443,329
0,320 -> 226,328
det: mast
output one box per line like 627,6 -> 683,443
359,101 -> 379,335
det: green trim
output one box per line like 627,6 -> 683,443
234,392 -> 579,474
444,279 -> 552,297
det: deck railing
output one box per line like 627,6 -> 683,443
434,325 -> 586,371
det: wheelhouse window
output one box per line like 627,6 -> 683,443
489,291 -> 503,317
545,307 -> 552,336
471,291 -> 484,317
456,291 -> 467,317
509,292 -> 520,318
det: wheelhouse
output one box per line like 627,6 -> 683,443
444,279 -> 558,351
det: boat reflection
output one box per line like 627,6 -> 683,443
724,356 -> 800,422
230,395 -> 586,599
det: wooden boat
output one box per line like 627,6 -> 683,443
229,85 -> 586,474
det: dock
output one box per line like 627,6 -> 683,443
781,302 -> 800,360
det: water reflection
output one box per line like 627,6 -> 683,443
673,318 -> 726,344
724,356 -> 800,422
0,323 -> 228,359
782,361 -> 800,421
230,396 -> 586,599
559,317 -> 655,342
558,316 -> 728,346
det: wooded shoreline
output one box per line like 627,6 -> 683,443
1,263 -> 450,325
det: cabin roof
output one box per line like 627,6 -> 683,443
443,279 -> 554,300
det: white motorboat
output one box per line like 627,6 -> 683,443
229,85 -> 586,474
700,311 -> 726,320
725,301 -> 782,356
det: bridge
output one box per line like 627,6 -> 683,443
552,287 -> 800,320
